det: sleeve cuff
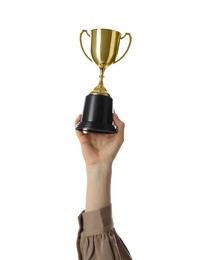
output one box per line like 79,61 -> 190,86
78,204 -> 114,236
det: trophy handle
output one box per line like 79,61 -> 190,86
114,33 -> 132,63
80,30 -> 92,62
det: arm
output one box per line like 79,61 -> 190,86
75,113 -> 132,260
75,113 -> 124,212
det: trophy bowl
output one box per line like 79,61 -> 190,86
76,28 -> 132,133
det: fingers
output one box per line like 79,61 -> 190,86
113,113 -> 125,142
74,114 -> 84,139
74,114 -> 82,127
74,113 -> 125,143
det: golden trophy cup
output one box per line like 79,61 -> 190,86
76,28 -> 132,133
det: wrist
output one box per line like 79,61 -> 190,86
86,161 -> 112,177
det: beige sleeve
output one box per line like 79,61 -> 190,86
76,204 -> 132,260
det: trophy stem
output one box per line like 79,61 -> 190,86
98,67 -> 105,86
90,68 -> 110,96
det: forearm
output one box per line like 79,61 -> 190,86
85,162 -> 112,212
78,162 -> 133,259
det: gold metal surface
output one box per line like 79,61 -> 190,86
80,28 -> 132,95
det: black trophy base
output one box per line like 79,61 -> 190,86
76,94 -> 117,134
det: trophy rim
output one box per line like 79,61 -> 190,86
91,28 -> 121,35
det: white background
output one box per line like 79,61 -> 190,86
0,0 -> 208,259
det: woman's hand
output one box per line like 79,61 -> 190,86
75,113 -> 125,211
75,113 -> 125,167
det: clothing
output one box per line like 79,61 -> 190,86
77,204 -> 132,260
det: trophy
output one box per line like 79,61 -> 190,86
75,28 -> 132,133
